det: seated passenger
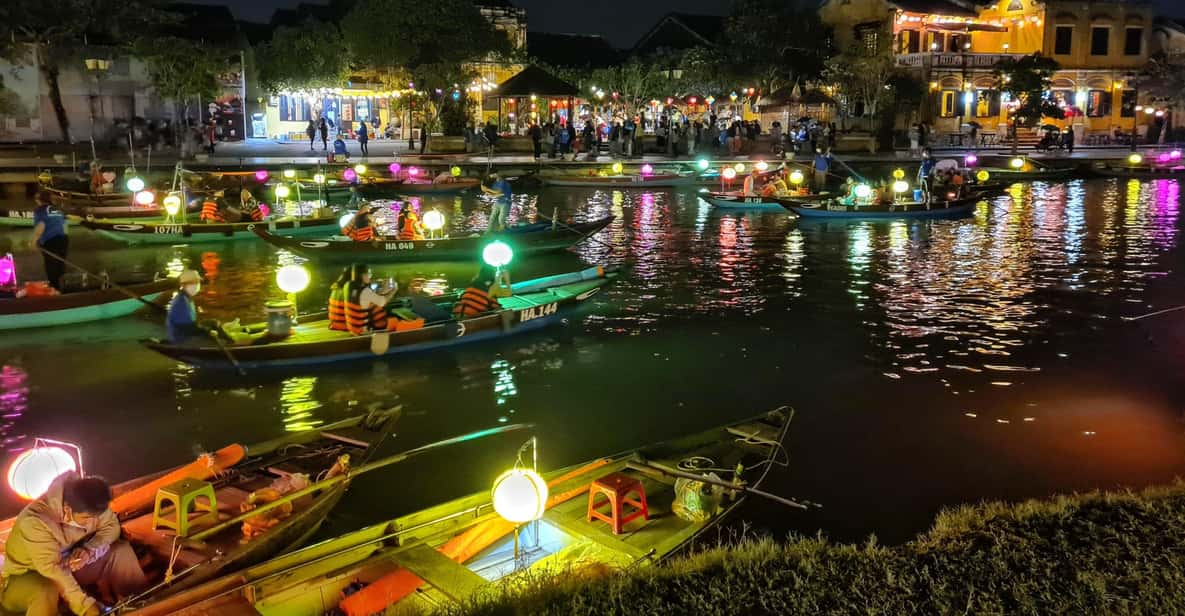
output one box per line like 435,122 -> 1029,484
342,204 -> 376,242
452,265 -> 510,319
395,206 -> 424,241
344,264 -> 395,335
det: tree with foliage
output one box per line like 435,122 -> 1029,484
1,0 -> 166,142
255,20 -> 351,93
993,53 -> 1063,153
1135,51 -> 1185,144
823,42 -> 897,131
724,0 -> 832,95
134,37 -> 229,145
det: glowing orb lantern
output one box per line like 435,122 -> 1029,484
450,166 -> 462,177
1158,153 -> 1171,164
276,264 -> 310,294
1010,157 -> 1025,169
892,180 -> 909,194
734,163 -> 745,173
892,168 -> 905,180
258,203 -> 270,218
422,210 -> 445,231
134,190 -> 155,206
1128,153 -> 1143,165
611,162 -> 623,174
722,167 -> 737,181
640,164 -> 653,175
353,164 -> 367,175
854,184 -> 873,199
8,446 -> 77,500
125,176 -> 145,193
339,213 -> 354,229
482,241 -> 514,268
275,184 -> 291,199
163,193 -> 181,216
313,173 -> 326,184
389,163 -> 402,175
254,170 -> 269,182
697,158 -> 710,170
964,154 -> 978,166
789,170 -> 804,185
0,254 -> 15,286
1171,150 -> 1182,160
976,170 -> 990,182
755,161 -> 769,172
282,168 -> 297,179
343,168 -> 358,183
491,468 -> 548,524
408,167 -> 420,177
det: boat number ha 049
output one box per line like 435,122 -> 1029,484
154,224 -> 184,234
519,302 -> 558,323
384,242 -> 416,251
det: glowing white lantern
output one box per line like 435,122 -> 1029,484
491,468 -> 548,523
8,446 -> 77,500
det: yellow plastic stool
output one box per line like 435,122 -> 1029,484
152,478 -> 218,537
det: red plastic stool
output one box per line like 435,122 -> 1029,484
587,472 -> 649,534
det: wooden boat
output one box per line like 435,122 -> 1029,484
44,186 -> 135,208
80,216 -> 341,245
703,190 -> 829,210
130,408 -> 793,616
0,409 -> 400,613
971,166 -> 1076,181
394,177 -> 480,194
0,277 -> 174,330
538,172 -> 698,188
253,216 -> 614,264
779,193 -> 984,219
0,208 -> 37,228
146,267 -> 616,369
1093,163 -> 1185,179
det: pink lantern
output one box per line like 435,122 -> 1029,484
343,168 -> 357,182
408,167 -> 420,177
0,254 -> 15,286
1158,153 -> 1171,164
388,162 -> 402,175
964,154 -> 977,166
254,170 -> 269,182
640,164 -> 653,175
258,203 -> 270,218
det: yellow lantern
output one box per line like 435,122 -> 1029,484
976,170 -> 990,182
313,173 -> 327,184
891,180 -> 909,193
1010,157 -> 1025,169
789,170 -> 804,185
491,468 -> 548,524
734,163 -> 745,173
354,164 -> 368,175
611,162 -> 623,174
282,168 -> 296,179
7,444 -> 78,500
1127,153 -> 1143,165
163,193 -> 182,216
422,210 -> 445,231
450,166 -> 462,177
892,168 -> 905,180
275,264 -> 310,294
275,184 -> 291,199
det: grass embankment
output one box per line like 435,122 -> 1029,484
452,482 -> 1185,615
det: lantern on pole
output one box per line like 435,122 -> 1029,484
7,438 -> 83,501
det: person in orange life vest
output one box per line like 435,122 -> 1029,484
395,206 -> 424,241
238,188 -> 264,222
327,266 -> 351,331
452,264 -> 511,319
199,190 -> 228,223
342,204 -> 376,242
344,264 -> 396,335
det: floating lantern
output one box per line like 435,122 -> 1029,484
343,168 -> 358,183
254,170 -> 269,182
964,154 -> 978,166
491,468 -> 548,524
976,170 -> 990,182
282,168 -> 296,179
313,173 -> 326,184
854,184 -> 873,199
275,184 -> 291,199
734,163 -> 745,173
722,167 -> 737,180
7,443 -> 78,500
134,190 -> 155,205
163,193 -> 181,216
353,164 -> 367,175
1128,153 -> 1143,165
422,210 -> 445,231
276,264 -> 310,294
697,158 -> 710,170
892,168 -> 905,180
388,163 -> 402,175
482,241 -> 514,268
611,162 -> 623,174
755,161 -> 769,172
450,166 -> 462,177
1010,157 -> 1025,169
408,167 -> 420,177
640,164 -> 653,175
789,170 -> 804,185
125,176 -> 145,193
892,180 -> 909,193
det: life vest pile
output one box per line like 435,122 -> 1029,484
200,200 -> 224,222
346,283 -> 388,334
328,284 -> 348,331
243,205 -> 264,222
452,285 -> 494,318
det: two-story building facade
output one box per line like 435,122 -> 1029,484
821,0 -> 1154,143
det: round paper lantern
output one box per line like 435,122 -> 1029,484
276,264 -> 310,294
8,447 -> 76,500
422,210 -> 445,231
482,241 -> 514,268
491,469 -> 548,523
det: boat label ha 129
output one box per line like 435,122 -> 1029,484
519,302 -> 559,323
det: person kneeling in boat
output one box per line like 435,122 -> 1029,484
395,206 -> 424,241
344,264 -> 396,335
342,204 -> 376,242
167,269 -> 221,344
0,474 -> 148,616
452,265 -> 511,319
237,188 -> 264,222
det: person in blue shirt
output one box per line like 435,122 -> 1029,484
480,172 -> 512,232
332,136 -> 348,160
167,270 -> 208,344
917,148 -> 936,205
31,190 -> 68,290
812,148 -> 832,191
356,121 -> 369,157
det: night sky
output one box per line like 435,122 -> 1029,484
199,0 -> 1183,48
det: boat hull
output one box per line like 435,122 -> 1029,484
254,217 -> 613,263
782,195 -> 982,219
703,193 -> 785,210
539,174 -> 697,188
81,218 -> 340,244
0,279 -> 173,330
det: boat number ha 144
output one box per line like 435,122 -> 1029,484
519,302 -> 558,323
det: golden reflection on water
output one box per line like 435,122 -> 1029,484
280,376 -> 323,432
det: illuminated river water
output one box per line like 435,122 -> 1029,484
0,177 -> 1182,544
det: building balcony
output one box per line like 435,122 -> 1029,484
896,52 -> 1022,68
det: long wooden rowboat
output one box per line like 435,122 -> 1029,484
538,172 -> 698,188
146,267 -> 615,369
394,177 -> 480,194
973,166 -> 1076,181
0,408 -> 400,613
1093,164 -> 1185,179
44,186 -> 135,208
133,408 -> 794,616
80,216 -> 341,245
703,192 -> 789,210
779,193 -> 984,219
253,216 -> 614,264
0,277 -> 174,330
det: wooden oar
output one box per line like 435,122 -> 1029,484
533,211 -> 617,252
37,247 -> 167,314
1124,305 -> 1185,321
189,422 -> 534,541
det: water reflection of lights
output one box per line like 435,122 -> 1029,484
490,359 -> 518,423
280,377 -> 323,432
0,365 -> 28,450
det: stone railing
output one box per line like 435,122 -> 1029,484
896,53 -> 1023,68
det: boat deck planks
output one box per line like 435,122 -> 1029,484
391,543 -> 490,602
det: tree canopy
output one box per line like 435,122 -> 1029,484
993,53 -> 1064,126
255,20 -> 351,93
724,0 -> 832,95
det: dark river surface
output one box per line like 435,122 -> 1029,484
0,177 -> 1183,545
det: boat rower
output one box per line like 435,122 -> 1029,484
452,264 -> 511,319
31,190 -> 69,291
344,264 -> 396,335
167,269 -> 218,345
480,172 -> 512,233
343,204 -> 376,242
742,170 -> 760,196
395,206 -> 424,241
917,148 -> 936,205
0,474 -> 149,616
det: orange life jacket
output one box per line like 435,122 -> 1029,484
328,284 -> 348,331
346,284 -> 388,335
344,214 -> 375,242
244,206 -> 264,222
200,200 -> 223,222
452,286 -> 494,318
397,212 -> 423,241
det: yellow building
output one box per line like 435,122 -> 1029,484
820,0 -> 1154,144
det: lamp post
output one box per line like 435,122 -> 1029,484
84,58 -> 111,160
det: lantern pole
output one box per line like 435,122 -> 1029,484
35,437 -> 85,478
